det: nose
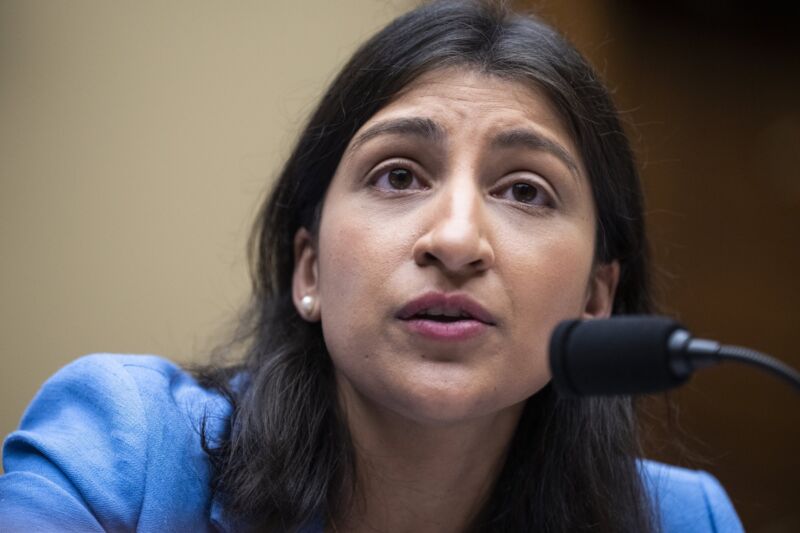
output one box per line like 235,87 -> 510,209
412,176 -> 495,275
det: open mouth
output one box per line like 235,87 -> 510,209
396,292 -> 497,328
399,298 -> 493,341
411,308 -> 478,322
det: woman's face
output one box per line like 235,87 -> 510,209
293,68 -> 618,425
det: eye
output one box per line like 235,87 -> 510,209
372,166 -> 425,191
510,182 -> 539,203
493,179 -> 553,207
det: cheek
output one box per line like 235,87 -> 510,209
315,205 -> 406,348
509,236 -> 592,315
506,216 -> 594,296
318,222 -> 373,307
501,229 -> 595,361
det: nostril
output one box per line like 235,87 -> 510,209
412,228 -> 494,273
421,251 -> 437,265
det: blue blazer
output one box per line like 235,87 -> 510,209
0,354 -> 744,532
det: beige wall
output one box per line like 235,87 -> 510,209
0,0 -> 413,450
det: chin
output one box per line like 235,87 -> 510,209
332,346 -> 548,427
385,376 -> 529,427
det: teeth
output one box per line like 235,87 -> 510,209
421,306 -> 471,318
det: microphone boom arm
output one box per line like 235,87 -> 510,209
715,344 -> 800,392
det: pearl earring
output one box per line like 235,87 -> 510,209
300,295 -> 315,315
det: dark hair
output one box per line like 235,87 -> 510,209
195,1 -> 654,531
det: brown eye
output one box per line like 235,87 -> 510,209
373,166 -> 425,191
492,178 -> 553,208
388,168 -> 413,189
511,182 -> 538,203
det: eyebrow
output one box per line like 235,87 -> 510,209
491,128 -> 580,177
348,117 -> 445,152
347,117 -> 580,177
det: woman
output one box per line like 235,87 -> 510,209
0,1 -> 743,531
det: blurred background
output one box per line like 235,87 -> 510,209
1,1 -> 797,530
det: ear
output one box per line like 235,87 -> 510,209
292,227 -> 321,322
582,260 -> 620,319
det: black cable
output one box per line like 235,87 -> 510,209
717,345 -> 800,392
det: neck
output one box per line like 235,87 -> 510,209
333,381 -> 524,533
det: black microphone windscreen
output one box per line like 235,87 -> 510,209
549,316 -> 689,396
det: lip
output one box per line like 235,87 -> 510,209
396,291 -> 497,341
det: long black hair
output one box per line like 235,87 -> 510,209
195,1 -> 655,531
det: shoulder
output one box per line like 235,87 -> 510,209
640,459 -> 745,533
7,354 -> 229,451
1,354 -> 230,532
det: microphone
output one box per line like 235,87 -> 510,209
548,315 -> 800,396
